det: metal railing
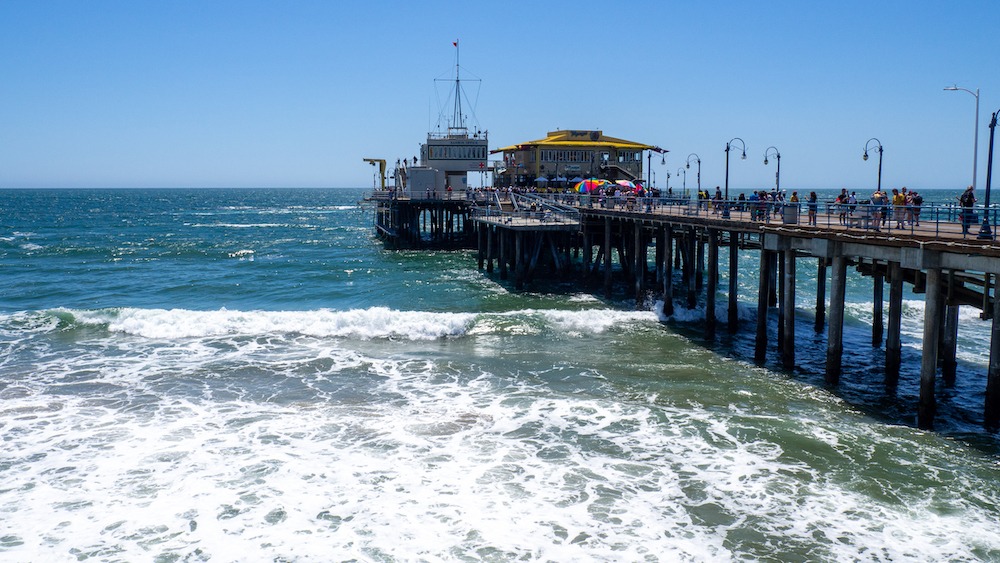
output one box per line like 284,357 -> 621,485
543,193 -> 998,241
367,189 -> 999,242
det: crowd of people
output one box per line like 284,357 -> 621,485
828,187 -> 925,231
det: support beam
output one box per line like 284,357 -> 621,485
635,222 -> 644,307
873,267 -> 884,346
755,249 -> 770,363
604,217 -> 613,299
782,249 -> 796,369
706,229 -> 719,337
942,273 -> 961,386
696,233 -> 705,292
826,255 -> 848,384
486,226 -> 494,274
986,279 -> 1000,430
515,231 -> 525,291
919,268 -> 943,430
663,226 -> 674,317
777,250 -> 786,354
728,231 -> 739,332
886,261 -> 903,388
686,228 -> 697,309
815,257 -> 827,333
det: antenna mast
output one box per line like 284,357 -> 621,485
451,39 -> 464,133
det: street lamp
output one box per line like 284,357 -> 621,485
983,109 -> 999,239
863,138 -> 883,193
945,85 -> 986,238
686,153 -> 701,198
944,85 -> 980,192
764,146 -> 781,193
677,167 -> 686,195
724,138 -> 747,218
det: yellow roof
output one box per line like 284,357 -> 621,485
492,130 -> 666,154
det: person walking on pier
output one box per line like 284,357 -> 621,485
807,192 -> 818,225
911,190 -> 923,226
960,185 -> 977,234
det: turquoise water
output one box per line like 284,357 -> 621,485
2,187 -> 999,561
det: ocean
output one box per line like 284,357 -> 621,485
2,187 -> 999,562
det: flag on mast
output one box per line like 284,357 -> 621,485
453,40 -> 458,47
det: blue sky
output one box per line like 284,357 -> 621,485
1,1 -> 997,191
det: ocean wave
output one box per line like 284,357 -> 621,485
3,306 -> 661,342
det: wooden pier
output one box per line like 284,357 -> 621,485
372,191 -> 1000,431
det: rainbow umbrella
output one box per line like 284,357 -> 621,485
615,180 -> 637,190
575,179 -> 607,193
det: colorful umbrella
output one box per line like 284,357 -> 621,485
615,180 -> 637,190
574,179 -> 607,193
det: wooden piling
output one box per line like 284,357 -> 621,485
919,267 -> 943,430
706,229 -> 719,337
826,254 -> 847,384
815,257 -> 827,333
755,249 -> 770,363
782,249 -> 796,369
728,231 -> 739,332
886,261 -> 903,388
663,226 -> 674,317
873,267 -> 884,346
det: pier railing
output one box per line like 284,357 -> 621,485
469,191 -> 580,225
543,193 -> 999,242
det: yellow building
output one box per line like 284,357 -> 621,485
493,130 -> 665,186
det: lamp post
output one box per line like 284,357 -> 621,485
764,146 -> 780,193
983,109 -> 998,239
724,138 -> 747,218
647,151 -> 652,188
677,167 -> 686,195
863,138 -> 883,193
944,85 -> 980,192
945,85 -> 987,238
686,153 -> 701,199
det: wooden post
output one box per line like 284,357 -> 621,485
985,279 -> 1000,430
499,229 -> 508,280
477,225 -> 485,270
768,252 -> 778,307
755,249 -> 770,363
826,254 -> 847,384
873,266 -> 884,346
706,229 -> 719,337
663,226 -> 674,317
515,231 -> 525,290
696,232 -> 705,292
686,228 -> 697,309
919,267 -> 943,430
634,222 -> 644,307
815,257 -> 827,333
782,248 -> 796,369
486,226 -> 494,273
728,231 -> 739,332
886,261 -> 903,389
942,272 -> 960,386
777,249 -> 785,354
655,230 -> 664,286
604,217 -> 613,299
